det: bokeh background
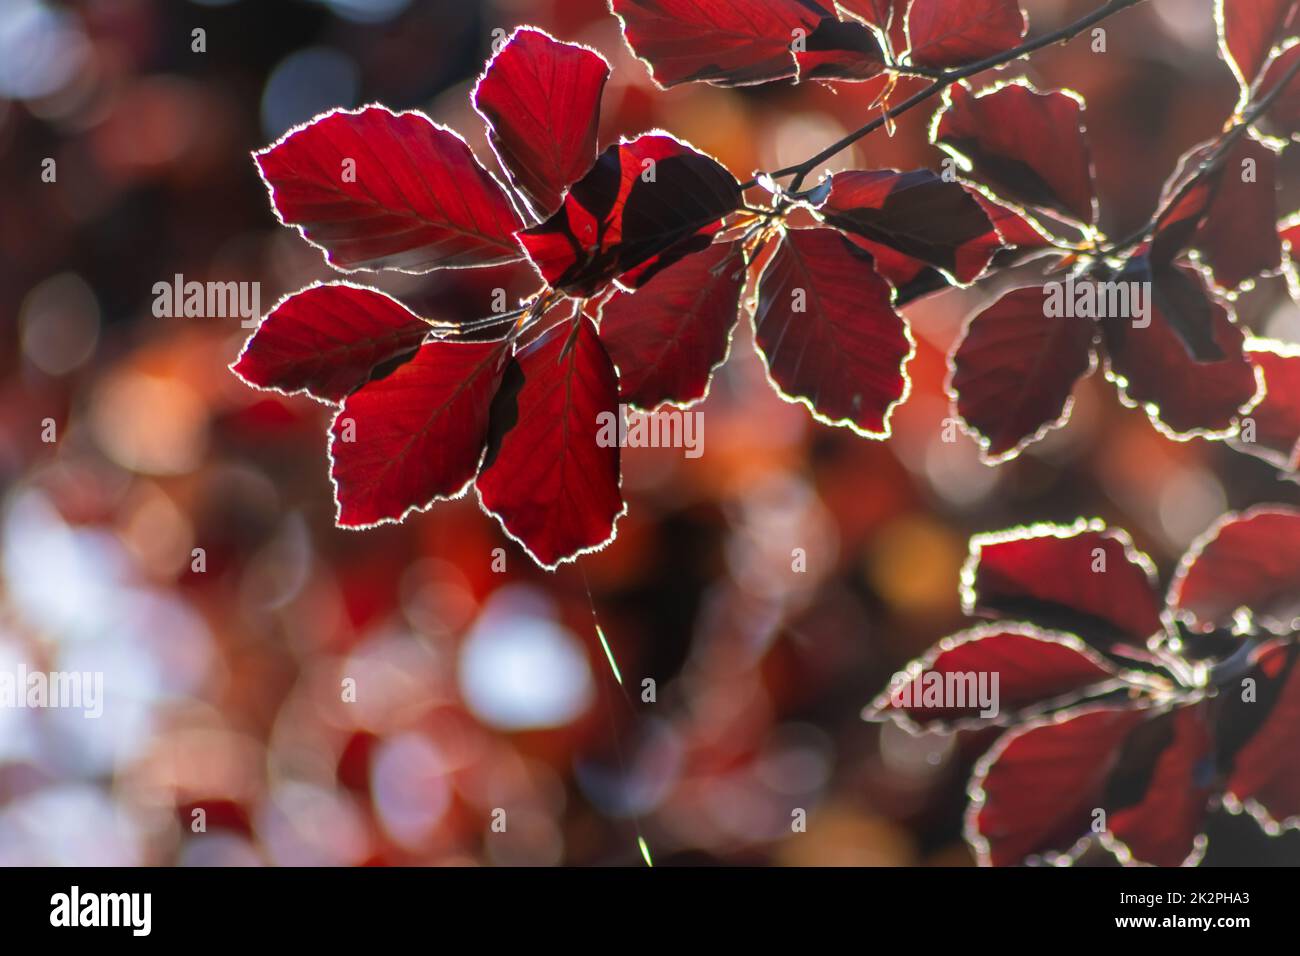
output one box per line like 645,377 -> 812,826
2,0 -> 1299,866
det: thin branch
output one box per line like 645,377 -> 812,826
743,0 -> 1145,193
428,304 -> 529,338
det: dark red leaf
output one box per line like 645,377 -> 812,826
819,179 -> 1011,303
753,228 -> 913,437
1135,257 -> 1224,361
845,245 -> 949,305
905,0 -> 1027,69
599,241 -> 744,411
231,283 -> 431,404
328,339 -> 508,528
1102,264 -> 1261,437
1168,506 -> 1300,635
1153,136 -> 1284,290
1234,340 -> 1300,470
865,624 -> 1124,731
610,0 -> 832,88
476,313 -> 624,569
1101,704 -> 1214,867
972,702 -> 1213,866
1217,0 -> 1298,94
1218,642 -> 1300,828
517,133 -> 741,296
472,28 -> 610,219
794,17 -> 886,83
968,704 -> 1150,866
964,521 -> 1163,654
1191,136 -> 1283,291
933,81 -> 1097,226
821,169 -> 997,282
1148,142 -> 1223,269
948,285 -> 1097,462
973,192 -> 1055,259
255,106 -> 525,272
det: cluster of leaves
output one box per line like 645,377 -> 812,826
236,27 -> 724,569
952,5 -> 1300,467
866,506 -> 1300,867
233,0 -> 1300,575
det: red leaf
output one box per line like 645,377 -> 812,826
599,242 -> 745,411
610,0 -> 832,88
968,704 -> 1150,866
821,169 -> 997,282
1168,506 -> 1300,635
476,314 -> 624,569
844,244 -> 950,304
517,133 -> 740,296
864,624 -> 1124,731
1220,642 -> 1300,827
1137,258 -> 1225,362
1234,340 -> 1300,470
1154,137 -> 1284,291
964,520 -> 1163,654
1217,0 -> 1299,94
255,106 -> 525,273
472,28 -> 610,219
973,192 -> 1055,258
794,18 -> 886,83
1149,142 -> 1223,268
1192,137 -> 1283,291
753,228 -> 914,437
1102,704 -> 1215,867
845,246 -> 949,304
948,286 -> 1097,462
906,0 -> 1027,69
820,179 -> 1013,303
231,283 -> 431,404
1102,264 -> 1261,438
328,339 -> 508,528
933,81 -> 1097,226
972,702 -> 1213,866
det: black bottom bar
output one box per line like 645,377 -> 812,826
0,865 -> 1279,942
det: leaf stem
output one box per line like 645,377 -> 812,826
431,305 -> 530,337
